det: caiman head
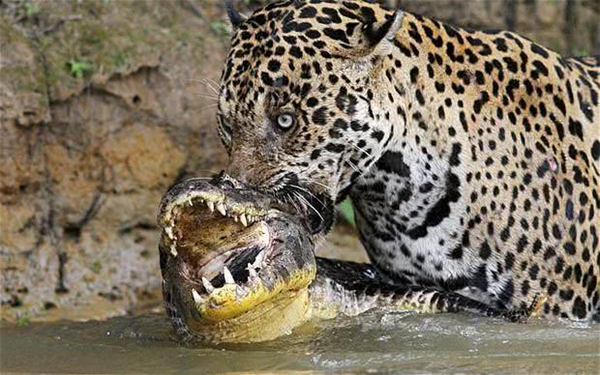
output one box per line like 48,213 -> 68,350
157,173 -> 317,343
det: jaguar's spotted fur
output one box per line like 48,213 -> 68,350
216,0 -> 600,320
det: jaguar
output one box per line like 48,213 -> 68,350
191,0 -> 600,323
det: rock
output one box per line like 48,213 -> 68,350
0,0 -> 229,322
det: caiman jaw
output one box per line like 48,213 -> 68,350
158,177 -> 317,342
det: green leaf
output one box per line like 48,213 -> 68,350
339,197 -> 355,226
66,60 -> 94,78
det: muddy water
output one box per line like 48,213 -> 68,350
1,310 -> 598,373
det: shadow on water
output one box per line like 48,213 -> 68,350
1,310 -> 599,373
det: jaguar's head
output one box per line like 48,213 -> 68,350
217,0 -> 405,235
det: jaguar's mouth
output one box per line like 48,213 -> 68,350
299,189 -> 335,235
266,180 -> 335,236
157,175 -> 317,342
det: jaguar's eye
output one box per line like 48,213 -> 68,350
276,113 -> 295,130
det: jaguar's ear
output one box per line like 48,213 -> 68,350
225,0 -> 247,30
364,11 -> 403,50
344,11 -> 404,60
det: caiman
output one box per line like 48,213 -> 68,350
157,174 -> 538,343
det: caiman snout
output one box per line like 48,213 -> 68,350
157,173 -> 317,343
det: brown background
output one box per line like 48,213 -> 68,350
1,0 -> 598,322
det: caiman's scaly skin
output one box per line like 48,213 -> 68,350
158,175 -> 536,343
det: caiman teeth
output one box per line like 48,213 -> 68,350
175,196 -> 267,227
165,226 -> 178,257
253,251 -> 264,268
223,266 -> 235,284
247,263 -> 258,279
192,288 -> 202,304
165,226 -> 175,240
217,202 -> 227,216
202,277 -> 215,293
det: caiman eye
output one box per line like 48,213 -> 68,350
276,113 -> 295,130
